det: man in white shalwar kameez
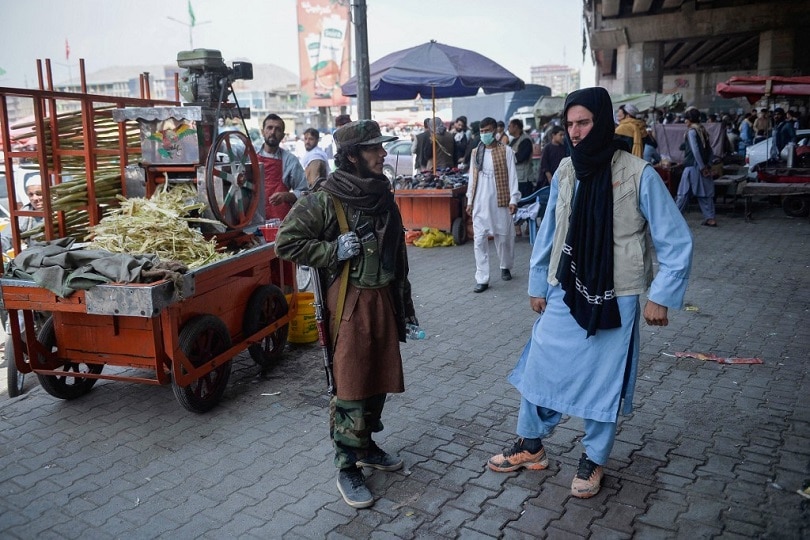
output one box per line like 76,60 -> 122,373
466,116 -> 521,293
487,88 -> 693,499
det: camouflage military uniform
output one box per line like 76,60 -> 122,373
276,179 -> 415,469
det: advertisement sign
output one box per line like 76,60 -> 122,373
296,0 -> 351,108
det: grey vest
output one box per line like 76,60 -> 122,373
510,132 -> 533,184
548,151 -> 655,296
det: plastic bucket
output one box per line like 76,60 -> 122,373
288,292 -> 318,344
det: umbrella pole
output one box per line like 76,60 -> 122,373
432,86 -> 437,176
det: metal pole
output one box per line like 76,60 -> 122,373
352,0 -> 371,120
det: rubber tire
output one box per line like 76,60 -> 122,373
451,216 -> 467,245
172,315 -> 232,413
35,317 -> 102,400
243,285 -> 289,369
6,336 -> 25,398
782,196 -> 810,218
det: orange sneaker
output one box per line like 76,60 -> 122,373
487,438 -> 548,472
571,453 -> 603,498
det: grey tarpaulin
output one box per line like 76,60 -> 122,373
5,237 -> 161,298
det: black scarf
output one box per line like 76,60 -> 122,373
318,169 -> 402,273
555,87 -> 623,337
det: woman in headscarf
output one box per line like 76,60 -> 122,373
487,87 -> 693,499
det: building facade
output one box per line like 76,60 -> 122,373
530,65 -> 581,97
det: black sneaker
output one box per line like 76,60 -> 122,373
356,443 -> 404,471
337,467 -> 373,508
571,453 -> 603,498
487,438 -> 548,472
501,269 -> 512,281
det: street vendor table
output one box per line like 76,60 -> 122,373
394,185 -> 468,244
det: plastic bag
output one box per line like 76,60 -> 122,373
413,227 -> 455,248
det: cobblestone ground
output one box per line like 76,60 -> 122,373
0,204 -> 808,539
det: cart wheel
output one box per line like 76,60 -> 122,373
172,315 -> 232,413
35,317 -> 102,400
451,216 -> 467,245
243,285 -> 289,369
205,130 -> 261,230
782,196 -> 810,218
296,265 -> 312,292
6,337 -> 26,398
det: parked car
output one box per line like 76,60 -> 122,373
383,139 -> 413,182
745,128 -> 810,178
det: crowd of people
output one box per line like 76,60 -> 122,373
4,96 -> 764,511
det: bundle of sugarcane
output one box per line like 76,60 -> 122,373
18,105 -> 140,215
50,167 -> 122,212
12,106 -> 141,153
19,209 -> 90,242
88,184 -> 226,269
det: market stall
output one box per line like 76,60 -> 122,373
341,40 -> 525,245
389,170 -> 468,244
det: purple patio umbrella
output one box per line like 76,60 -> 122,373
341,40 -> 525,174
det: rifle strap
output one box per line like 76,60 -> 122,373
331,194 -> 350,351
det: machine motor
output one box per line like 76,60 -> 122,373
177,49 -> 253,105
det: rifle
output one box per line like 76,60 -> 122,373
310,267 -> 336,396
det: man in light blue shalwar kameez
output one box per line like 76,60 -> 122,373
488,88 -> 693,499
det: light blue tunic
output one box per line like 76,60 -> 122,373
509,166 -> 693,423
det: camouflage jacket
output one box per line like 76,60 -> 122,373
275,190 -> 415,341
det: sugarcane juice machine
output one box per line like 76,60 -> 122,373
112,49 -> 262,238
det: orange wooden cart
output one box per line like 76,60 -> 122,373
0,52 -> 297,411
1,243 -> 295,412
393,186 -> 469,244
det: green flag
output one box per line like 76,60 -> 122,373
188,0 -> 196,27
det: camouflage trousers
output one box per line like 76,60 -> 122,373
330,393 -> 386,469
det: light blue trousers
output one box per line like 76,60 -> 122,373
516,397 -> 617,465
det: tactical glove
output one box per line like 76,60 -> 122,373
336,232 -> 361,261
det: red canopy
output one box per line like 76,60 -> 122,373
716,76 -> 810,104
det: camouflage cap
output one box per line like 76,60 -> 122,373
334,120 -> 397,151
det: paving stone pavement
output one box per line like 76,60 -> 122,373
0,204 -> 808,539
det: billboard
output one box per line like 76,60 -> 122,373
296,0 -> 351,108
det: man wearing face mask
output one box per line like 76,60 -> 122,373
255,113 -> 307,221
466,116 -> 521,293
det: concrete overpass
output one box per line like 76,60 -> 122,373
584,0 -> 810,110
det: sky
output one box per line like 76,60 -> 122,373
0,0 -> 595,93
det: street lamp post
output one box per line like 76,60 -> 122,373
352,0 -> 371,120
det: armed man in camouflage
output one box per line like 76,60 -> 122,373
275,119 -> 417,509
